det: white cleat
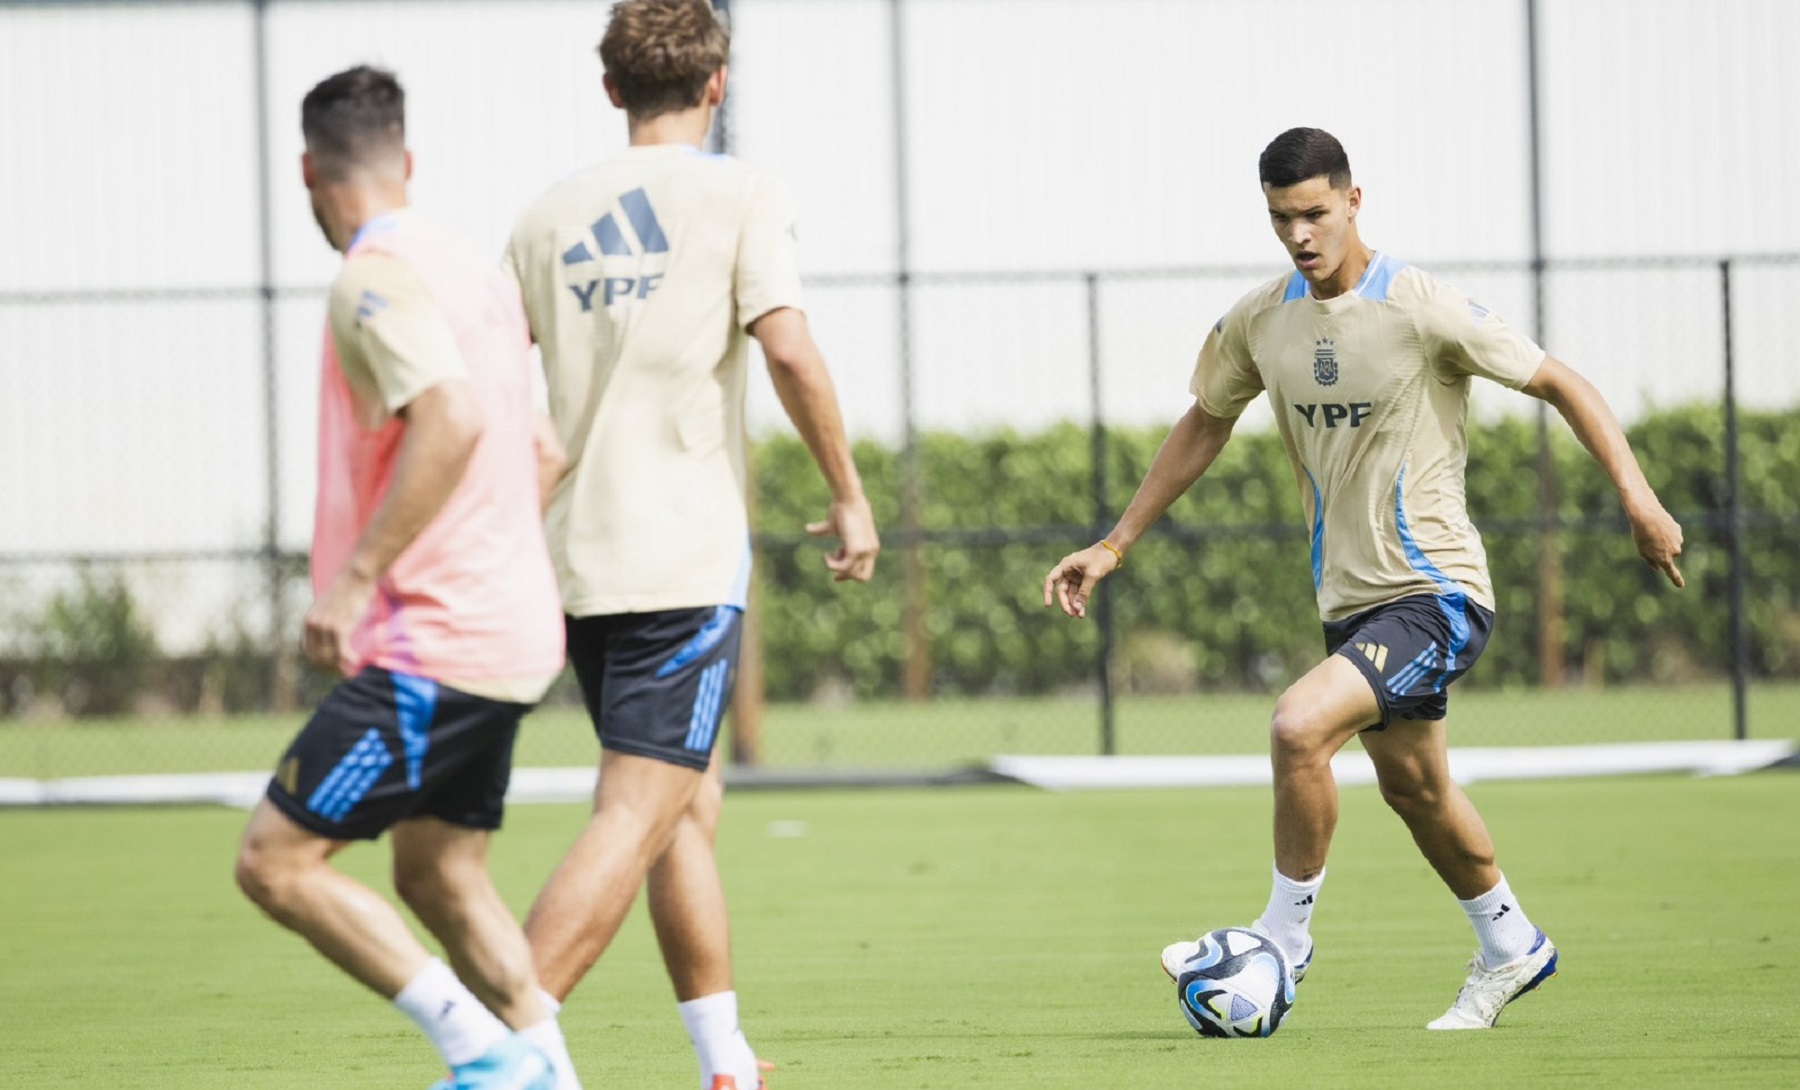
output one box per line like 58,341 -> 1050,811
1160,939 -> 1200,981
1161,930 -> 1311,986
1248,918 -> 1312,984
1426,930 -> 1558,1030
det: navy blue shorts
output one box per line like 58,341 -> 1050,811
1323,593 -> 1494,728
566,606 -> 742,772
266,667 -> 528,841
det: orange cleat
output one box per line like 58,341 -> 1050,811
708,1059 -> 775,1090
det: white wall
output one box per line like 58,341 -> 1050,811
2,0 -> 1797,574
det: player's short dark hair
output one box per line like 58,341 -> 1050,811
599,0 -> 730,121
1259,128 -> 1352,190
301,65 -> 405,176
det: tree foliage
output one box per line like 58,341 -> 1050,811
752,407 -> 1800,700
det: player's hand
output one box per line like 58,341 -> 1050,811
1628,500 -> 1685,588
807,495 -> 879,583
301,570 -> 377,675
1042,543 -> 1121,619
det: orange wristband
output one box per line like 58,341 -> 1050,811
1099,539 -> 1125,566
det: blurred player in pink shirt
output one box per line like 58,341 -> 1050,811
233,65 -> 579,1090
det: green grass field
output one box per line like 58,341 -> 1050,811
2,774 -> 1797,1088
3,682 -> 1797,778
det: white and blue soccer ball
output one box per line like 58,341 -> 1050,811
1174,927 -> 1295,1038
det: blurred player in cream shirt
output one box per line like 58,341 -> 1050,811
504,3 -> 879,1087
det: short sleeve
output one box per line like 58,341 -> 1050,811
498,232 -> 545,347
328,253 -> 467,420
1414,274 -> 1545,389
1189,302 -> 1265,417
735,172 -> 805,329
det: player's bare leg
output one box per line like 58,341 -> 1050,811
1359,719 -> 1497,899
1267,655 -> 1382,881
648,755 -> 733,1001
1209,654 -> 1384,974
526,750 -> 704,1000
235,799 -> 430,995
238,799 -> 546,1081
395,818 -> 583,1088
1357,718 -> 1557,1027
645,754 -> 765,1088
391,818 -> 548,1027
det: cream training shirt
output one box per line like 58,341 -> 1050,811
506,146 -> 805,616
1191,254 -> 1546,622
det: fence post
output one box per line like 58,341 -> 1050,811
1085,273 -> 1116,756
1720,259 -> 1749,740
1523,0 -> 1564,689
888,0 -> 931,701
252,0 -> 293,712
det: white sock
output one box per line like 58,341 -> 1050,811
392,959 -> 510,1067
521,1015 -> 582,1090
1459,874 -> 1540,969
1254,863 -> 1324,965
678,991 -> 758,1089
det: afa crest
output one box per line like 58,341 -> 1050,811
1313,337 -> 1339,386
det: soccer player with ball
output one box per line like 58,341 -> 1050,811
1043,128 -> 1685,1033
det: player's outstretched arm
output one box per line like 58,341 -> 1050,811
303,380 -> 485,672
1520,354 -> 1685,588
749,306 -> 879,583
1043,401 -> 1238,619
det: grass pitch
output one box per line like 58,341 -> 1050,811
2,773 -> 1797,1088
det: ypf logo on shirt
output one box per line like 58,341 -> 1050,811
561,187 -> 670,312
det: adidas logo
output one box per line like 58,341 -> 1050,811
1294,894 -> 1314,907
1353,641 -> 1388,671
353,288 -> 387,327
562,187 -> 669,264
438,999 -> 456,1020
1491,904 -> 1512,922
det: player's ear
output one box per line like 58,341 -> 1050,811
403,149 -> 414,182
301,150 -> 317,190
602,72 -> 627,110
1346,185 -> 1361,219
706,66 -> 727,107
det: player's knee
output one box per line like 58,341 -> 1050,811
1268,701 -> 1333,766
595,796 -> 688,865
396,848 -> 488,915
392,858 -> 450,914
234,838 -> 294,914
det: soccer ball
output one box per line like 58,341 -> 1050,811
1174,927 -> 1294,1038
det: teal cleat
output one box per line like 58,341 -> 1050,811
427,1036 -> 555,1090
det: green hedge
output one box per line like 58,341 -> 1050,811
751,406 -> 1800,701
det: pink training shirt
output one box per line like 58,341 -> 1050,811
312,209 -> 564,691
